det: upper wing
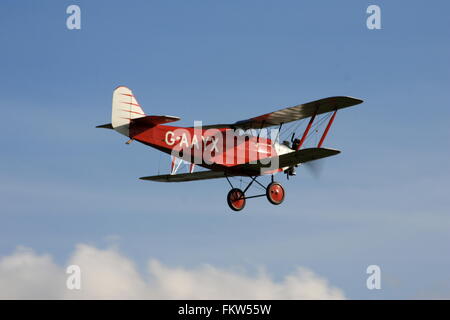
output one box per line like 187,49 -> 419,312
140,170 -> 235,182
200,96 -> 363,130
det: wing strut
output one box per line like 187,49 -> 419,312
170,156 -> 183,175
296,110 -> 317,151
318,110 -> 337,148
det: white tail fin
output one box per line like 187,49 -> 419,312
111,86 -> 146,136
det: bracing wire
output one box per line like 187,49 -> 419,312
280,119 -> 305,142
158,152 -> 162,174
277,112 -> 333,148
303,112 -> 333,145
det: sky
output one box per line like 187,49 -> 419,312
0,0 -> 450,299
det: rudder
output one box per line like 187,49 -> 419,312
111,86 -> 146,137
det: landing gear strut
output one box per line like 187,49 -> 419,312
225,175 -> 285,211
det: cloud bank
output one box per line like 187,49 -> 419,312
0,244 -> 345,299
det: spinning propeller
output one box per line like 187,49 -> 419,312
284,133 -> 325,180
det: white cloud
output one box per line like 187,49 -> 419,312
0,244 -> 345,300
0,246 -> 65,299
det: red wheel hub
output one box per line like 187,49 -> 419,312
227,188 -> 246,211
266,182 -> 285,205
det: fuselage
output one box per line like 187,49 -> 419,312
131,124 -> 293,174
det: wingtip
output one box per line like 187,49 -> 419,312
139,176 -> 160,181
347,96 -> 364,105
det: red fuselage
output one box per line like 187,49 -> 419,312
131,124 -> 283,174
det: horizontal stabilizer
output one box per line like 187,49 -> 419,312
140,170 -> 234,182
132,115 -> 181,127
96,123 -> 113,129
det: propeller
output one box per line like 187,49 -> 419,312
303,159 -> 325,179
285,159 -> 326,180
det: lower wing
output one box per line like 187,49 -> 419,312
140,170 -> 235,182
139,148 -> 339,182
236,147 -> 340,175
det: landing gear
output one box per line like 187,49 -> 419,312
266,182 -> 285,205
225,175 -> 285,211
227,188 -> 246,211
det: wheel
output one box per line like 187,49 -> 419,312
266,182 -> 285,205
227,188 -> 246,211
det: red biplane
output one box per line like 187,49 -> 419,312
97,86 -> 363,211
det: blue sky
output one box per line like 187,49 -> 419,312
1,0 -> 450,299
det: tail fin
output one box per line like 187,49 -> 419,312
97,86 -> 181,136
111,86 -> 146,137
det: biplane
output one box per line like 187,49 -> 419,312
97,86 -> 363,211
